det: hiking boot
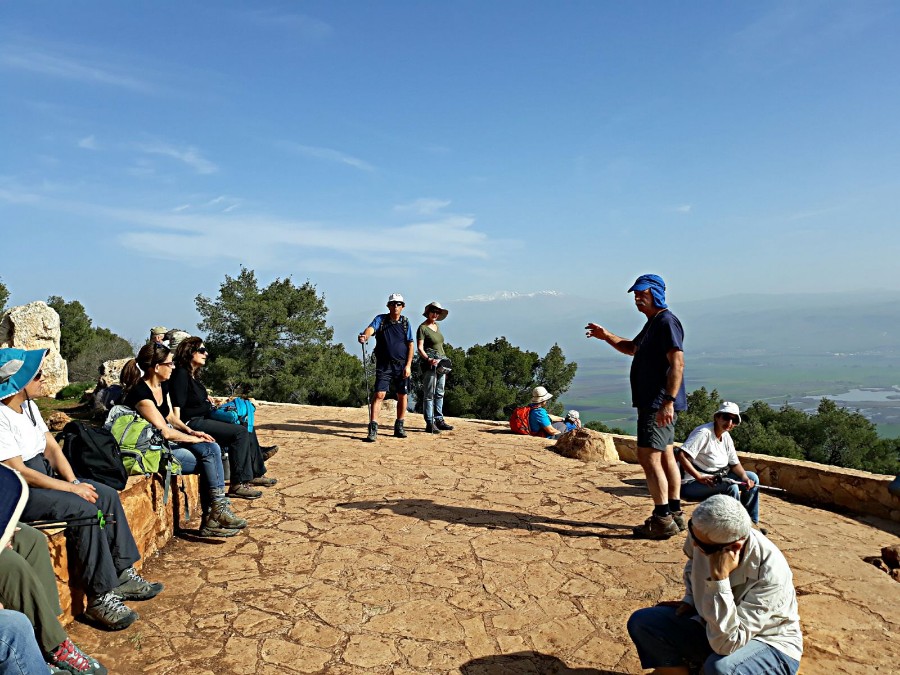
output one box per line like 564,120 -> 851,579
424,422 -> 441,434
261,445 -> 279,461
671,510 -> 687,532
229,482 -> 263,499
72,642 -> 107,675
112,566 -> 163,601
199,516 -> 241,538
83,592 -> 139,631
394,419 -> 407,438
632,514 -> 680,540
365,421 -> 378,442
434,419 -> 454,431
47,638 -> 106,674
213,499 -> 247,528
249,475 -> 277,487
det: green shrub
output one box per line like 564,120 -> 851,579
55,382 -> 92,401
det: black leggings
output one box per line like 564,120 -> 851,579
187,418 -> 265,484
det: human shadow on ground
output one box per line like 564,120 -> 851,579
337,498 -> 635,538
460,651 -> 629,674
255,420 -> 360,439
600,478 -> 650,498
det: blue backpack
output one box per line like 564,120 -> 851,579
210,397 -> 256,431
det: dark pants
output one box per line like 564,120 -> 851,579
188,417 -> 265,484
22,456 -> 140,598
0,524 -> 67,653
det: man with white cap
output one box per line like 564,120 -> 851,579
148,326 -> 167,345
627,494 -> 802,674
586,273 -> 686,539
678,402 -> 762,527
358,294 -> 415,442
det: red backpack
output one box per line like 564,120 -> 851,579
509,404 -> 542,436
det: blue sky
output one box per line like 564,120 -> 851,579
2,1 -> 899,346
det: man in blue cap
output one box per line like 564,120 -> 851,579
586,273 -> 686,539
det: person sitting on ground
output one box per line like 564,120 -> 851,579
528,386 -> 572,439
678,402 -> 762,529
169,337 -> 276,500
416,301 -> 454,434
358,293 -> 415,442
148,326 -> 167,346
120,343 -> 246,537
2,522 -> 107,673
627,494 -> 802,674
0,348 -> 162,631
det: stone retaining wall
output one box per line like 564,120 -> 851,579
606,432 -> 900,522
48,473 -> 199,624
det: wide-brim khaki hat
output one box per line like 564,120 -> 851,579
423,301 -> 449,321
531,386 -> 553,404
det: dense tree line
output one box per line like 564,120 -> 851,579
675,387 -> 900,476
45,296 -> 134,382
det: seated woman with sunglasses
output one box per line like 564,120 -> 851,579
677,402 -> 761,528
120,343 -> 246,537
168,337 -> 275,501
0,348 -> 162,632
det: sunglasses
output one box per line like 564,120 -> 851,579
32,370 -> 43,381
688,520 -> 731,555
718,414 -> 739,424
160,361 -> 176,368
195,347 -> 208,354
389,302 -> 405,307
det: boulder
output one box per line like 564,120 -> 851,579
0,301 -> 68,396
46,411 -> 72,432
97,357 -> 133,388
881,545 -> 900,570
553,428 -> 621,463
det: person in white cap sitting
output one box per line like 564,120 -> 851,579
627,494 -> 802,674
678,402 -> 761,528
416,301 -> 454,434
358,294 -> 415,442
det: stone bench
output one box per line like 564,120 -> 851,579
41,473 -> 199,625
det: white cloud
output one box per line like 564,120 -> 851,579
671,204 -> 692,214
0,46 -> 154,92
172,204 -> 191,212
393,198 -> 451,216
77,135 -> 98,150
457,291 -> 564,302
136,142 -> 218,174
238,9 -> 333,39
282,143 -> 375,172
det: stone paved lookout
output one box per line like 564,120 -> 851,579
65,404 -> 900,674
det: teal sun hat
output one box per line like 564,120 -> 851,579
0,348 -> 48,399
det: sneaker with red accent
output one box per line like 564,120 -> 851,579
47,638 -> 107,674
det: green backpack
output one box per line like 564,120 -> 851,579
108,408 -> 182,478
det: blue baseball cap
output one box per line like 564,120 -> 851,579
627,274 -> 668,309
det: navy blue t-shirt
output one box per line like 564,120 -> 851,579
367,314 -> 414,366
629,310 -> 687,411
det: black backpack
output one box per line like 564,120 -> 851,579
57,421 -> 128,490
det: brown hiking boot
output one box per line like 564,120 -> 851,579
671,510 -> 687,532
211,499 -> 247,529
633,514 -> 680,539
249,476 -> 277,487
228,483 -> 263,500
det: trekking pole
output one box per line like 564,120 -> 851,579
430,359 -> 438,434
361,340 -> 373,422
720,477 -> 786,492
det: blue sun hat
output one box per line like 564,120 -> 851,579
0,348 -> 48,399
627,273 -> 668,309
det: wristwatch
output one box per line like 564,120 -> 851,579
662,394 -> 676,403
71,479 -> 81,485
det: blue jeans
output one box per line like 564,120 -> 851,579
627,605 -> 800,674
171,441 -> 225,492
0,609 -> 48,674
681,470 -> 760,523
421,370 -> 446,423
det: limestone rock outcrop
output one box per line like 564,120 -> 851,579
553,428 -> 621,463
0,301 -> 68,396
97,357 -> 132,388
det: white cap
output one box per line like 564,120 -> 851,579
387,293 -> 405,305
715,401 -> 742,425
